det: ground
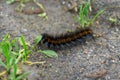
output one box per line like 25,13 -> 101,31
0,0 -> 120,80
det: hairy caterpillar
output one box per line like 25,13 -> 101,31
39,28 -> 94,50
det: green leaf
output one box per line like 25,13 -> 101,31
10,63 -> 17,80
83,0 -> 90,16
38,12 -> 47,17
35,35 -> 42,44
0,60 -> 7,68
3,34 -> 10,41
33,0 -> 45,11
39,50 -> 58,57
11,38 -> 17,46
15,52 -> 22,64
109,17 -> 117,23
9,57 -> 14,66
13,64 -> 17,80
79,5 -> 83,20
19,36 -> 28,62
19,36 -> 29,53
19,36 -> 26,46
19,36 -> 27,49
91,9 -> 105,25
16,72 -> 30,80
6,0 -> 15,4
11,51 -> 19,56
2,42 -> 11,63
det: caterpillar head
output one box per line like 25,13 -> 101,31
41,33 -> 48,44
41,33 -> 47,39
37,33 -> 48,50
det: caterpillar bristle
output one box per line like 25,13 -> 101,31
38,28 -> 94,50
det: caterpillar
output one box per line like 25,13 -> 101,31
39,28 -> 94,50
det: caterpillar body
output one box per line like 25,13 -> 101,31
39,28 -> 94,50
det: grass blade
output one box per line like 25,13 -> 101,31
91,9 -> 105,25
16,72 -> 30,80
83,0 -> 90,16
13,64 -> 17,80
1,42 -> 11,67
0,60 -> 7,68
9,57 -> 14,66
19,36 -> 28,62
3,34 -> 10,41
6,0 -> 15,4
10,63 -> 17,80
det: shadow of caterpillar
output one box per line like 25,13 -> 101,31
39,28 -> 94,50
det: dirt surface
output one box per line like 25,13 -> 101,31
0,0 -> 120,80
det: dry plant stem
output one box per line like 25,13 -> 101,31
33,0 -> 45,12
25,61 -> 46,65
0,70 -> 7,76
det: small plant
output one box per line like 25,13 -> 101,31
0,34 -> 30,80
0,34 -> 15,71
18,36 -> 31,62
0,34 -> 57,79
76,0 -> 105,28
